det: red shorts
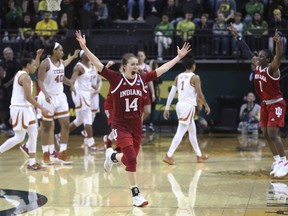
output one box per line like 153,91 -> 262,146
112,120 -> 142,154
260,99 -> 286,127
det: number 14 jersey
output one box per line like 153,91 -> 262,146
101,67 -> 157,122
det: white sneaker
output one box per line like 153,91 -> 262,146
104,148 -> 116,173
133,194 -> 148,207
270,161 -> 283,176
274,162 -> 288,178
271,161 -> 278,170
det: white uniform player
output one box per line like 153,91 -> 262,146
163,58 -> 210,165
0,54 -> 48,170
38,57 -> 69,121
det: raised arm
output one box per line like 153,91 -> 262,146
227,23 -> 254,60
34,49 -> 44,69
155,42 -> 191,77
63,49 -> 80,67
269,30 -> 282,77
75,31 -> 104,72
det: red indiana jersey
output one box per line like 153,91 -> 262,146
100,67 -> 157,122
104,87 -> 113,110
254,65 -> 283,101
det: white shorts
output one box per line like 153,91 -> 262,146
91,93 -> 100,113
176,101 -> 195,125
10,106 -> 36,131
72,90 -> 91,111
38,91 -> 69,121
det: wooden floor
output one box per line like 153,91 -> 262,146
1,130 -> 288,216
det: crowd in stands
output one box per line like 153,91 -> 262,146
0,0 -> 287,60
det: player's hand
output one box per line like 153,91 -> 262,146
177,42 -> 191,58
41,107 -> 49,117
273,29 -> 281,43
205,105 -> 211,115
75,30 -> 86,47
36,49 -> 44,57
163,109 -> 170,120
105,60 -> 115,68
45,94 -> 51,103
151,94 -> 156,102
73,49 -> 80,58
227,23 -> 239,37
70,85 -> 76,94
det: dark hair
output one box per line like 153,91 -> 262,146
182,56 -> 195,69
262,49 -> 273,62
121,53 -> 136,66
46,42 -> 59,55
21,57 -> 33,68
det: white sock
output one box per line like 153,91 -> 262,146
49,144 -> 55,154
274,155 -> 281,162
28,158 -> 36,166
60,143 -> 67,152
42,145 -> 49,153
281,156 -> 287,163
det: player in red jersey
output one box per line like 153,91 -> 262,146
228,25 -> 287,178
75,30 -> 191,207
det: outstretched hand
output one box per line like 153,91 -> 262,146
75,30 -> 86,48
227,23 -> 239,37
273,29 -> 281,44
177,42 -> 191,58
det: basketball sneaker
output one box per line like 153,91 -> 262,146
20,144 -> 29,158
149,123 -> 155,132
50,150 -> 58,161
103,135 -> 112,149
132,194 -> 149,207
57,151 -> 73,165
42,152 -> 53,165
197,154 -> 209,163
163,154 -> 176,165
104,148 -> 116,172
270,161 -> 283,176
274,161 -> 288,178
27,163 -> 45,171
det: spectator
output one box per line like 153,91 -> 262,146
154,14 -> 174,61
5,0 -> 23,29
231,12 -> 244,55
238,92 -> 260,134
34,11 -> 58,49
212,12 -> 229,56
215,0 -> 236,22
245,11 -> 268,52
147,0 -> 165,16
37,0 -> 48,19
176,10 -> 195,44
84,0 -> 109,28
195,13 -> 212,57
18,13 -> 35,52
0,47 -> 22,134
106,0 -> 128,20
21,0 -> 38,16
268,9 -> 287,58
127,0 -> 145,21
244,0 -> 264,23
162,0 -> 182,24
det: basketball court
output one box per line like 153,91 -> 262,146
0,131 -> 287,216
